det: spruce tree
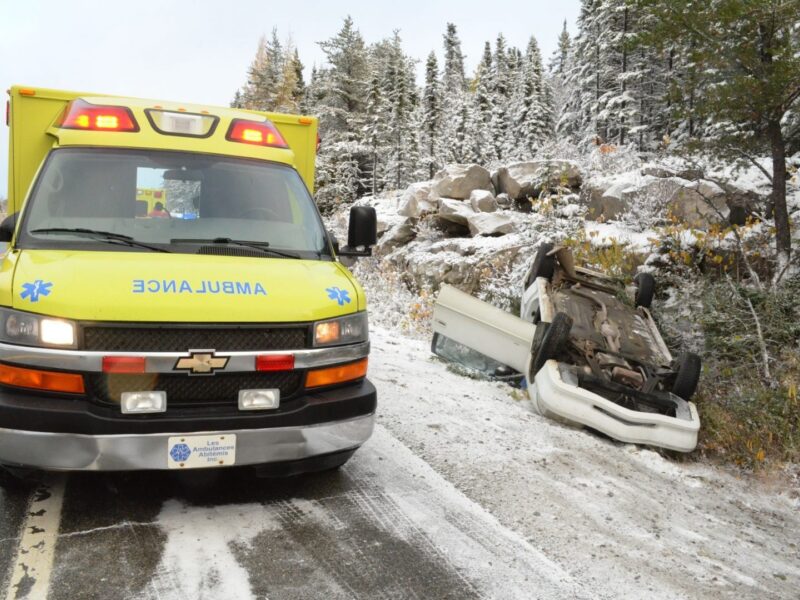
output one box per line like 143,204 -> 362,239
642,0 -> 800,267
421,52 -> 442,179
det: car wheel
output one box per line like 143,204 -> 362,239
634,272 -> 656,308
0,465 -> 42,490
672,352 -> 701,401
524,243 -> 556,288
531,312 -> 573,377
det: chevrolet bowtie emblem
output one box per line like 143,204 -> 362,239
174,350 -> 229,375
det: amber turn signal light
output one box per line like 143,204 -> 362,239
305,359 -> 368,389
0,363 -> 84,394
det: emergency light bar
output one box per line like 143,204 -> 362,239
226,118 -> 288,148
58,99 -> 139,132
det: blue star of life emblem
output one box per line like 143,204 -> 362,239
20,280 -> 53,303
169,443 -> 192,462
326,286 -> 351,306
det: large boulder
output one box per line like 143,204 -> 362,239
430,164 -> 493,200
496,160 -> 583,200
375,218 -> 416,255
586,181 -> 635,221
667,181 -> 729,228
438,198 -> 476,227
397,182 -> 436,218
586,176 -> 690,221
469,190 -> 498,213
467,212 -> 514,237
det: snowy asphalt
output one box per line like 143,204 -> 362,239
1,327 -> 799,599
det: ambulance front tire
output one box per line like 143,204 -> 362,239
253,448 -> 357,478
0,464 -> 43,490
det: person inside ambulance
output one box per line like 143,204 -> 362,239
148,202 -> 170,218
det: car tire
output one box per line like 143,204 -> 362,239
0,465 -> 42,490
634,273 -> 656,308
531,312 -> 573,377
672,352 -> 702,401
524,243 -> 556,288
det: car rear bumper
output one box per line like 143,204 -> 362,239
530,360 -> 700,453
0,414 -> 374,471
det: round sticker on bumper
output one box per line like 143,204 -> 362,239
169,443 -> 192,462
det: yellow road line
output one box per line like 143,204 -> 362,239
4,475 -> 65,600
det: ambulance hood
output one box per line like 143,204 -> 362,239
10,249 -> 363,323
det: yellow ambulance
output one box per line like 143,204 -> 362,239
0,85 -> 376,476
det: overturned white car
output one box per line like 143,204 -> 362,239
432,244 -> 701,452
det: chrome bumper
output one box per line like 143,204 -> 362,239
0,414 -> 374,471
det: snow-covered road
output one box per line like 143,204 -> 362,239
371,327 -> 800,599
1,326 -> 798,599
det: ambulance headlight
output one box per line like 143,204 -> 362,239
0,309 -> 77,348
313,312 -> 368,347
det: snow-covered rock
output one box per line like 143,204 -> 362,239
667,184 -> 729,228
496,160 -> 583,200
398,182 -> 436,218
641,165 -> 677,178
375,218 -> 416,254
438,198 -> 476,227
430,164 -> 493,200
469,190 -> 498,213
354,194 -> 405,235
495,193 -> 512,208
467,212 -> 514,236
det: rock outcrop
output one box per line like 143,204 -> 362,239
430,164 -> 493,200
496,160 -> 582,199
469,190 -> 498,213
467,212 -> 514,236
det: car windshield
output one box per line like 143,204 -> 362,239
17,148 -> 329,258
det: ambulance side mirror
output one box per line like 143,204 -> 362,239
339,206 -> 377,257
0,213 -> 18,243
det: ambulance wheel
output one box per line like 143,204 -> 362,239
0,465 -> 43,490
672,352 -> 702,401
634,273 -> 656,308
524,243 -> 556,288
531,312 -> 573,377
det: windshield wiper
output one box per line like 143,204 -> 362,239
30,228 -> 170,253
170,237 -> 302,259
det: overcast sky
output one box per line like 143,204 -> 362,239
0,0 -> 580,197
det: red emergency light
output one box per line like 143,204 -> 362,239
226,118 -> 288,148
59,99 -> 139,132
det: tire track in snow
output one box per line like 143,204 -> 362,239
138,425 -> 590,599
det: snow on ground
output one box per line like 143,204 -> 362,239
369,327 -> 800,600
143,424 -> 594,600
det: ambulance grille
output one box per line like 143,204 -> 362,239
87,371 -> 304,407
82,326 -> 309,352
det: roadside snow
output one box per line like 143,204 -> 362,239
370,327 -> 800,599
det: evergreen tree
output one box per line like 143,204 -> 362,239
440,23 -> 471,164
316,16 -> 369,137
442,23 -> 466,92
420,52 -> 442,178
642,0 -> 800,267
314,17 -> 371,210
549,20 -> 572,75
508,36 -> 553,159
291,49 -> 306,111
490,35 -> 512,161
471,42 -> 496,164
